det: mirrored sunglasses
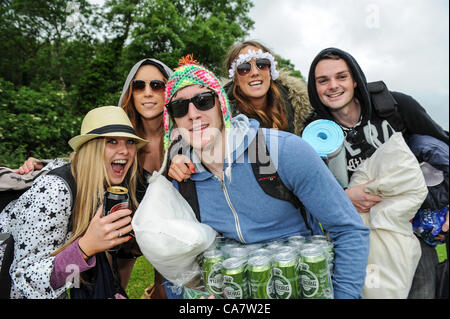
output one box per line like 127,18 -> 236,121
236,58 -> 271,76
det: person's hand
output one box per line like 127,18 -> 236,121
78,204 -> 133,259
16,157 -> 44,174
434,209 -> 449,241
168,154 -> 195,182
345,179 -> 383,213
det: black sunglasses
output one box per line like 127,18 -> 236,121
132,79 -> 166,92
166,91 -> 217,118
236,58 -> 271,76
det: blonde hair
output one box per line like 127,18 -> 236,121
52,138 -> 138,256
225,40 -> 288,131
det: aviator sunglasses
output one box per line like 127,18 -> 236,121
167,91 -> 217,118
236,58 -> 271,76
132,79 -> 166,92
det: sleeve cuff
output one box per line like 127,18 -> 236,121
50,238 -> 96,290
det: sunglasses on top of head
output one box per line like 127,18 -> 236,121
132,79 -> 166,92
236,58 -> 271,76
166,91 -> 217,118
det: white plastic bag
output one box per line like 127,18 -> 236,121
349,133 -> 428,299
132,173 -> 217,286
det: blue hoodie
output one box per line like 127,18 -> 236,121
169,115 -> 370,299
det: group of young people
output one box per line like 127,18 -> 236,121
1,39 -> 448,299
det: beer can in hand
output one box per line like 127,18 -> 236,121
103,186 -> 129,253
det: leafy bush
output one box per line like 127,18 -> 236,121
0,78 -> 83,167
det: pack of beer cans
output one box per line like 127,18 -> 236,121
196,235 -> 335,299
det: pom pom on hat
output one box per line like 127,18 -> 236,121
177,54 -> 200,66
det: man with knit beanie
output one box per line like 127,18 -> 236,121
160,56 -> 370,299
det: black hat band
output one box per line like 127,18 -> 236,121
87,124 -> 137,136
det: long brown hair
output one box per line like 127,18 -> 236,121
121,64 -> 166,172
225,40 -> 288,131
52,138 -> 138,256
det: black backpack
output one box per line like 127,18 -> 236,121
0,164 -> 126,299
368,80 -> 405,134
166,129 -> 314,232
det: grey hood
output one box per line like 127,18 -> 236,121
117,58 -> 173,107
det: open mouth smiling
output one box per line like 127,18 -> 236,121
111,159 -> 128,175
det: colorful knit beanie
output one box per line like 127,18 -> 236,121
163,55 -> 232,149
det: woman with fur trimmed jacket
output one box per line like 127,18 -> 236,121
224,40 -> 312,137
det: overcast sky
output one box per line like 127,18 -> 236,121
247,0 -> 449,130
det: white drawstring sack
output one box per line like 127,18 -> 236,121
132,172 -> 217,287
349,133 -> 428,299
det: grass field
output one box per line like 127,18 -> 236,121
126,257 -> 154,299
126,243 -> 448,299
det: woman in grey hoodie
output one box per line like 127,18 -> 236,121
119,58 -> 173,195
14,58 -> 176,296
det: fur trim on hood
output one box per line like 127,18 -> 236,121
277,70 -> 313,136
224,69 -> 313,136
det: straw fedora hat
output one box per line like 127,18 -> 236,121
68,106 -> 148,151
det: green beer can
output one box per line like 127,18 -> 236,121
299,246 -> 333,299
222,257 -> 249,299
248,255 -> 276,299
272,251 -> 301,299
202,249 -> 224,297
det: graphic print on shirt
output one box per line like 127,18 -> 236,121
344,119 -> 396,172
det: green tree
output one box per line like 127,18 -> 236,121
276,55 -> 303,79
122,0 -> 254,75
0,0 -> 96,91
0,0 -> 257,167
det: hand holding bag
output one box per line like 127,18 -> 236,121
132,173 -> 217,287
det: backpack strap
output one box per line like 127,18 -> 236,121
167,130 -> 312,232
0,234 -> 14,299
47,164 -> 77,230
249,129 -> 312,232
368,80 -> 405,133
178,179 -> 201,222
47,164 -> 77,208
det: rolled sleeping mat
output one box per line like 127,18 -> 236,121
302,120 -> 348,188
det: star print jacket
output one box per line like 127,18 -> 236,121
0,161 -> 95,298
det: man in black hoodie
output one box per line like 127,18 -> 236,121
306,47 -> 449,299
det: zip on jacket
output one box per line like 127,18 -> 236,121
216,175 -> 246,244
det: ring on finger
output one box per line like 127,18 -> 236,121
118,231 -> 122,238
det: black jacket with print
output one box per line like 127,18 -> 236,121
306,47 -> 449,175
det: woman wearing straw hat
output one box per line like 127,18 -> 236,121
12,58 -> 184,296
0,106 -> 147,298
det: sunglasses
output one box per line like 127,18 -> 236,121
166,91 -> 217,118
236,58 -> 271,76
132,79 -> 166,92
